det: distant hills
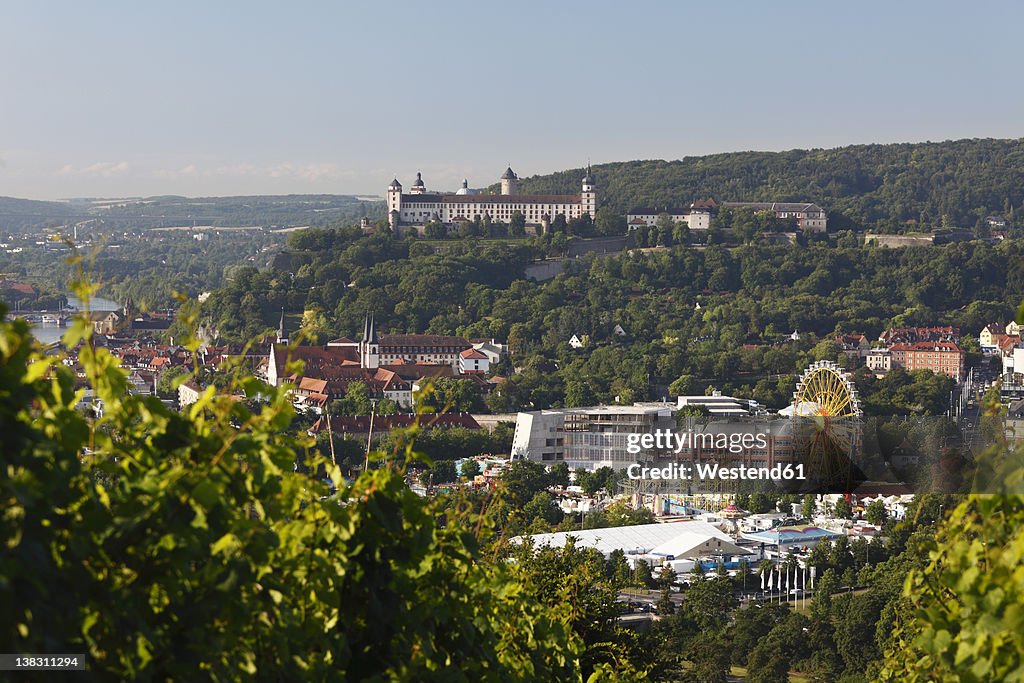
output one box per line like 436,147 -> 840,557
5,138 -> 1024,234
514,137 -> 1024,232
0,194 -> 383,234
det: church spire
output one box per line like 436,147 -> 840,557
276,308 -> 289,344
367,311 -> 378,344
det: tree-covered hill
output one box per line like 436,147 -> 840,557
0,196 -> 78,232
514,138 -> 1024,232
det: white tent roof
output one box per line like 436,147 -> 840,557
648,527 -> 751,558
778,401 -> 821,417
520,520 -> 743,558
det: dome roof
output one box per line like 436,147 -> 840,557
413,171 -> 425,187
455,179 -> 470,195
501,166 -> 517,180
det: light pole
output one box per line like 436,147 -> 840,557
364,398 -> 379,472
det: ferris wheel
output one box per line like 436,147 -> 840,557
793,361 -> 861,418
790,361 -> 862,489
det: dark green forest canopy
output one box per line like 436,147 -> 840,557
513,137 -> 1024,231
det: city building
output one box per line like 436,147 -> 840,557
879,326 -> 960,345
721,202 -> 828,233
512,404 -> 794,472
266,314 -> 501,412
835,334 -> 872,362
511,404 -> 677,470
626,200 -> 715,230
865,349 -> 893,374
325,314 -> 477,371
386,167 -> 596,233
890,341 -> 965,380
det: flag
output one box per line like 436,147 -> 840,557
810,565 -> 816,589
761,569 -> 766,591
767,569 -> 774,591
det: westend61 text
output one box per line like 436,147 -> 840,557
625,428 -> 769,455
626,462 -> 806,481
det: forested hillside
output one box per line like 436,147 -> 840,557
0,196 -> 78,232
515,138 -> 1024,232
202,227 -> 1023,413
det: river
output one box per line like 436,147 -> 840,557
29,293 -> 121,345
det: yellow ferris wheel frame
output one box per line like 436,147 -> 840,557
793,361 -> 861,418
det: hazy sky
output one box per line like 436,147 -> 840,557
2,1 -> 1021,199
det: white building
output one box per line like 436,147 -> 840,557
458,348 -> 489,374
326,314 -> 474,371
626,201 -> 714,231
511,404 -> 677,471
568,334 -> 589,349
865,349 -> 893,373
387,166 -> 597,232
675,393 -> 754,416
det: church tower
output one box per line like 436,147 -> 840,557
276,308 -> 289,345
360,312 -> 380,369
122,296 -> 137,320
581,165 -> 596,219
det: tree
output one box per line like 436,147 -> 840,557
658,564 -> 678,590
509,211 -> 526,236
595,206 -> 626,236
669,373 -> 695,396
424,220 -> 446,239
375,396 -> 400,416
802,494 -> 817,520
523,491 -> 563,526
632,559 -> 654,588
865,499 -> 888,527
833,496 -> 853,519
429,459 -> 456,484
564,379 -> 595,408
156,366 -> 190,399
813,568 -> 840,619
0,304 -> 588,680
461,459 -> 481,480
498,460 -> 550,508
681,576 -> 736,632
548,461 -> 570,488
748,492 -> 774,514
657,587 -> 675,616
880,492 -> 1024,681
340,380 -> 373,415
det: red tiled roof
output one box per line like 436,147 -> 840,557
310,413 -> 482,434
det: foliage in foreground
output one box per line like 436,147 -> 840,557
880,491 -> 1024,682
0,307 -> 596,680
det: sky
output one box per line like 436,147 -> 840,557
1,1 -> 1022,200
